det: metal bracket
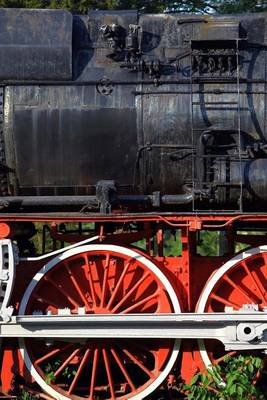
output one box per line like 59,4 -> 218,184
0,239 -> 17,322
100,23 -> 125,52
96,180 -> 118,214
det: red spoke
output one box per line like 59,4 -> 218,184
122,348 -> 154,378
64,263 -> 91,309
54,348 -> 81,378
209,293 -> 240,309
121,292 -> 159,314
84,257 -> 98,307
110,348 -> 136,392
241,261 -> 267,302
102,349 -> 115,399
223,275 -> 257,303
100,254 -> 110,308
68,349 -> 91,395
90,259 -> 103,305
261,253 -> 267,274
112,271 -> 150,313
107,260 -> 133,310
44,276 -> 80,309
119,258 -> 139,293
89,348 -> 99,399
34,343 -> 75,366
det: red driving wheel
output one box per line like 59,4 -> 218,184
19,244 -> 181,400
196,246 -> 267,368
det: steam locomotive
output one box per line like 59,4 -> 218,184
0,8 -> 265,400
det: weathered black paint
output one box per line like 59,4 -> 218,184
1,9 -> 267,211
0,9 -> 72,80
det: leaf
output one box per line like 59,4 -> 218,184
229,384 -> 237,396
183,384 -> 191,390
254,358 -> 263,369
200,374 -> 210,386
226,373 -> 237,386
237,385 -> 243,397
248,363 -> 254,373
224,354 -> 231,363
190,374 -> 199,385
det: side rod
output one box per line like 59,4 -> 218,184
0,313 -> 266,351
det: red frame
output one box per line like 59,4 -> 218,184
0,213 -> 266,395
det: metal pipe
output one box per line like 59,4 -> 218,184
161,194 -> 193,204
2,78 -> 267,86
133,90 -> 267,95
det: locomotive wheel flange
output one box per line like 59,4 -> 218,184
196,246 -> 267,369
18,244 -> 181,400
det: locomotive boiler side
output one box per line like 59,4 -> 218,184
1,10 -> 267,212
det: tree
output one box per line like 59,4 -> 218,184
0,0 -> 266,13
0,0 -> 117,12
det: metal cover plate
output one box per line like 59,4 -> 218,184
0,9 -> 72,80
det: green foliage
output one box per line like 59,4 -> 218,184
44,359 -> 77,385
160,1 -> 267,14
20,390 -> 38,400
44,360 -> 58,384
0,0 -> 119,12
197,231 -> 221,256
133,230 -> 182,255
217,0 -> 267,13
163,229 -> 182,256
0,0 -> 266,13
182,354 -> 266,400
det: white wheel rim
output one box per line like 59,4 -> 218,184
196,246 -> 267,368
19,244 -> 181,400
